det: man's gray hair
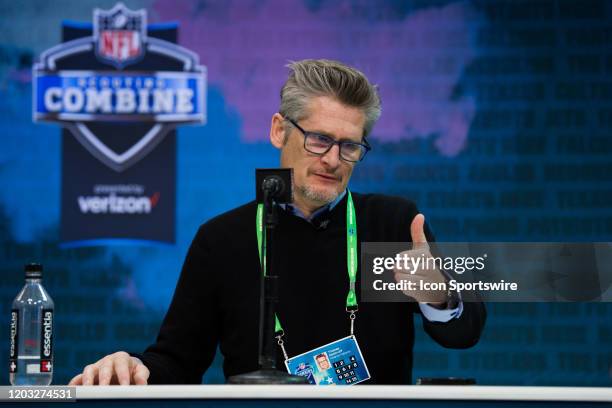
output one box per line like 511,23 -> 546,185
279,59 -> 381,138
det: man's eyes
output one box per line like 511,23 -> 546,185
342,143 -> 361,153
311,134 -> 360,147
310,134 -> 333,145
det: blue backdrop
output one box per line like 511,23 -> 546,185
0,0 -> 611,386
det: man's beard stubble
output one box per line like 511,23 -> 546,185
296,183 -> 339,207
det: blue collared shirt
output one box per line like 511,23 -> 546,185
282,189 -> 347,221
283,189 -> 462,322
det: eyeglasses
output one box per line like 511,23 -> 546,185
285,118 -> 371,162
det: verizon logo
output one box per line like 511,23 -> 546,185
77,192 -> 160,214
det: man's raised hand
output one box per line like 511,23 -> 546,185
394,214 -> 448,305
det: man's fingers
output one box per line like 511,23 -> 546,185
82,364 -> 97,386
114,356 -> 132,386
410,213 -> 428,245
97,360 -> 114,386
132,363 -> 150,385
71,352 -> 144,387
68,373 -> 83,386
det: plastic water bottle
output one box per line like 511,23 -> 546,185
9,263 -> 54,386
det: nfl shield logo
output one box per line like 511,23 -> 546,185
93,3 -> 146,69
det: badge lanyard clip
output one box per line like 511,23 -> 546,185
276,331 -> 288,360
348,308 -> 357,336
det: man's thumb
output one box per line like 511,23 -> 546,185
410,213 -> 428,244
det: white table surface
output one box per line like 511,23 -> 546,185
75,385 -> 612,402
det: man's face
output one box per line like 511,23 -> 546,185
270,96 -> 366,210
316,355 -> 331,370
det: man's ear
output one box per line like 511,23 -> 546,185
270,113 -> 287,149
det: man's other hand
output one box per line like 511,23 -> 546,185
68,351 -> 149,385
394,214 -> 449,305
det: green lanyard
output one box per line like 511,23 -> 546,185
256,191 -> 358,337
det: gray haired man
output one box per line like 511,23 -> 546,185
70,59 -> 486,386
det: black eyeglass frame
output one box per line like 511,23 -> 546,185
285,117 -> 372,162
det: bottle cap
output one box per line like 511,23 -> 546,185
24,263 -> 43,278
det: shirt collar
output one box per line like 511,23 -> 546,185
282,189 -> 347,222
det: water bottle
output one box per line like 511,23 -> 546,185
9,263 -> 54,386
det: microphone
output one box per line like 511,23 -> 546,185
255,169 -> 292,205
261,175 -> 285,198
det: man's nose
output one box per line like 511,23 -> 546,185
320,144 -> 341,168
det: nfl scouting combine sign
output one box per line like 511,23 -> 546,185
33,3 -> 206,244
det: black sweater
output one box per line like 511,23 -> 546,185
140,192 -> 486,384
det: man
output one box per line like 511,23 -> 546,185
314,353 -> 331,372
69,59 -> 486,386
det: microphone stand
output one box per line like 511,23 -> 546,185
228,177 -> 307,384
